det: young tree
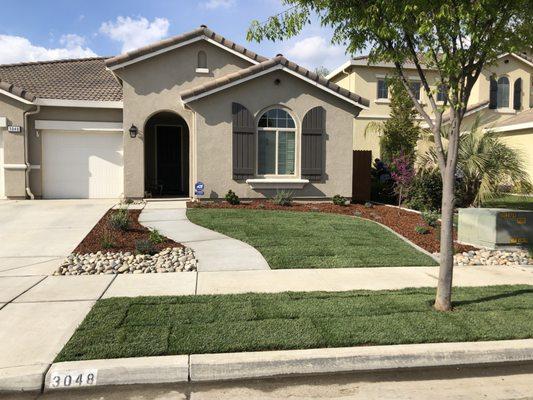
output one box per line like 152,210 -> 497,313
248,0 -> 533,310
314,66 -> 330,78
367,77 -> 421,164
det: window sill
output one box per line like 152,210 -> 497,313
246,178 -> 310,190
195,68 -> 210,74
374,98 -> 390,104
494,108 -> 517,115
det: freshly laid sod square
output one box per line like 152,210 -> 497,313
56,285 -> 533,362
187,209 -> 437,268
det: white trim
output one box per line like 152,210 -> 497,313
487,121 -> 533,133
183,65 -> 369,110
195,68 -> 210,74
375,74 -> 387,79
374,99 -> 391,104
34,99 -> 123,109
494,108 -> 517,115
325,60 -> 352,80
0,89 -> 34,105
246,178 -> 309,190
358,114 -> 425,121
35,120 -> 123,131
465,103 -> 489,117
108,35 -> 261,71
0,117 -> 6,128
3,163 -> 27,170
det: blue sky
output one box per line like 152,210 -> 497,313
0,0 -> 360,71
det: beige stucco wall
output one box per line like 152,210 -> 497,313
26,106 -> 123,197
0,94 -> 32,198
188,69 -> 358,199
497,128 -> 533,182
112,40 -> 253,198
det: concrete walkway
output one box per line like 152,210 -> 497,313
138,200 -> 270,272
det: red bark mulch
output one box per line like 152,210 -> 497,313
187,200 -> 475,254
74,209 -> 181,254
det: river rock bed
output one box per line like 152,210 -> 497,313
453,249 -> 532,266
54,247 -> 197,275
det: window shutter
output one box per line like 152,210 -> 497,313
513,78 -> 522,110
489,76 -> 498,109
301,106 -> 325,182
232,102 -> 255,180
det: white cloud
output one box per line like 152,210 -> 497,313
200,0 -> 235,9
284,35 -> 347,71
99,16 -> 170,53
0,34 -> 97,64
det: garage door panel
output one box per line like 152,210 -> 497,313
42,130 -> 123,199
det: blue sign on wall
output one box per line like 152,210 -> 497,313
194,181 -> 205,196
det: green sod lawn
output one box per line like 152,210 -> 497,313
187,209 -> 437,268
56,285 -> 533,362
482,195 -> 533,210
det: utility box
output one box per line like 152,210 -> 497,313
458,208 -> 532,249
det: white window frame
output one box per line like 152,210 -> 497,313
256,107 -> 298,178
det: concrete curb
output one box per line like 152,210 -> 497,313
31,339 -> 533,392
0,364 -> 48,392
353,215 -> 440,263
44,355 -> 188,391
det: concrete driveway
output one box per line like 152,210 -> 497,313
0,199 -> 114,276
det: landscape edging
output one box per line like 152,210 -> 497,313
37,339 -> 533,392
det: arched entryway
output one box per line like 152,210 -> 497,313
144,111 -> 189,197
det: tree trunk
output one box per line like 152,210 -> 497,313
435,169 -> 455,311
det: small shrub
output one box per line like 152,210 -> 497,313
364,201 -> 373,208
100,231 -> 115,249
135,239 -> 155,255
108,208 -> 129,231
257,203 -> 266,209
527,245 -> 533,258
415,225 -> 430,234
149,229 -> 165,245
225,190 -> 240,205
354,211 -> 362,217
406,171 -> 442,212
421,210 -> 440,227
332,194 -> 347,206
273,190 -> 294,206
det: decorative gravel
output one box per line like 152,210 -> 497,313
54,247 -> 197,276
453,249 -> 532,266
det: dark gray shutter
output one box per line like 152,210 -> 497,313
513,78 -> 522,110
489,76 -> 498,109
232,102 -> 255,180
301,106 -> 325,182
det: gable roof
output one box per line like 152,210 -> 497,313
0,57 -> 123,102
180,55 -> 370,109
105,25 -> 268,70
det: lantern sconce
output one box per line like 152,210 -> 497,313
128,124 -> 138,138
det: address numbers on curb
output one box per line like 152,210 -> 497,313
49,369 -> 98,389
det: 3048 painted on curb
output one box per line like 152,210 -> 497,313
49,369 -> 98,389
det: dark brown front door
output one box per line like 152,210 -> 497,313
156,125 -> 181,195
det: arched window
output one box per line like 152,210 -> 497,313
497,76 -> 509,108
257,108 -> 296,175
197,51 -> 207,69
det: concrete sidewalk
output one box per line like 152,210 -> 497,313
139,201 -> 270,272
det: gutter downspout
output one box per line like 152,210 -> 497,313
23,105 -> 40,199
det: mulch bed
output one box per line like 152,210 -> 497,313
74,209 -> 181,254
187,200 -> 475,254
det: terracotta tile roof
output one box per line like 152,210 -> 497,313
493,108 -> 533,128
180,55 -> 370,108
105,25 -> 268,69
0,57 -> 122,101
0,80 -> 36,102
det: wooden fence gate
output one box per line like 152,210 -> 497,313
352,150 -> 372,203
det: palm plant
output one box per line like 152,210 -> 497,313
418,118 -> 532,207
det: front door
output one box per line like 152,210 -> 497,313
156,125 -> 181,195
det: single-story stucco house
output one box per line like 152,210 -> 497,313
0,26 -> 369,200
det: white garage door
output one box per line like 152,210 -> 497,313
0,131 -> 4,199
42,130 -> 123,199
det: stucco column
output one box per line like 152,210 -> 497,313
123,123 -> 145,199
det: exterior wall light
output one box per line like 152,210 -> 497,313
129,124 -> 138,138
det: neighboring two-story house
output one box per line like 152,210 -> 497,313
327,52 -> 533,179
0,26 -> 369,200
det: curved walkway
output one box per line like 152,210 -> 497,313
139,200 -> 270,272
